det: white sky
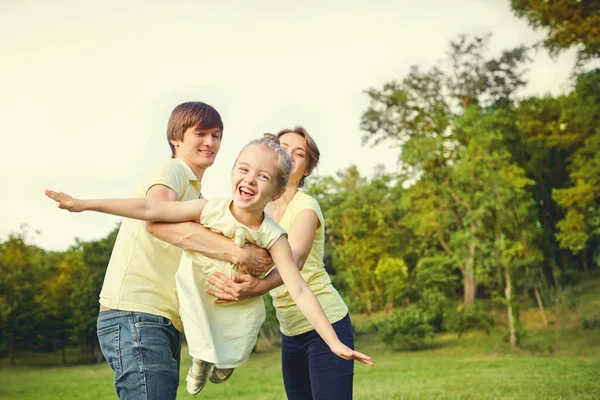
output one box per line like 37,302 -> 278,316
1,0 -> 578,251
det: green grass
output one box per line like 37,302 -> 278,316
2,274 -> 600,399
1,336 -> 598,400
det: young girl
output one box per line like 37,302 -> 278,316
46,135 -> 373,395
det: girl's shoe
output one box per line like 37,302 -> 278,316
209,366 -> 235,383
186,359 -> 213,395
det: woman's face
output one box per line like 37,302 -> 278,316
279,133 -> 310,188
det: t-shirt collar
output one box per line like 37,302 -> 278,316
174,158 -> 200,182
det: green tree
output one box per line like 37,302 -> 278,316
507,95 -> 572,285
322,166 -> 408,313
552,70 -> 600,271
374,257 -> 408,313
361,34 -> 531,306
451,105 -> 540,348
511,0 -> 600,67
0,227 -> 46,364
36,249 -> 77,363
68,228 -> 118,362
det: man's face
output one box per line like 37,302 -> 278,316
171,126 -> 222,171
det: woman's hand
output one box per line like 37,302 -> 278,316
45,190 -> 85,212
207,271 -> 267,304
329,342 -> 374,366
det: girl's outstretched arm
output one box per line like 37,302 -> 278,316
269,236 -> 373,366
45,189 -> 206,222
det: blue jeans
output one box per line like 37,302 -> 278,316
97,310 -> 182,400
281,313 -> 354,400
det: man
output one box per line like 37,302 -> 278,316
96,102 -> 271,399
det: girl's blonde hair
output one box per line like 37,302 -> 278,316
234,134 -> 292,200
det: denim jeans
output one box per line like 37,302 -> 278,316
281,313 -> 354,400
97,309 -> 182,400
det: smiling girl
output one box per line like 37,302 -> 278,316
45,134 -> 372,395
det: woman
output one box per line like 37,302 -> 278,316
208,127 -> 357,399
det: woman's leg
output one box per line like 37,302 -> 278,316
281,331 -> 313,399
307,314 -> 354,400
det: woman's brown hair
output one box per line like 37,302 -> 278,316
276,126 -> 320,188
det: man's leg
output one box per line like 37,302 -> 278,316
97,310 -> 182,400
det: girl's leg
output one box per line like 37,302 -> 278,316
281,332 -> 313,400
186,358 -> 212,395
307,314 -> 354,400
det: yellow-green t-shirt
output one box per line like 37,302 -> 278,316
269,190 -> 348,336
99,158 -> 201,332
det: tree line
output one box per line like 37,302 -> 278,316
305,0 -> 600,348
1,0 -> 598,362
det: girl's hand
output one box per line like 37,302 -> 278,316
330,342 -> 374,366
45,190 -> 84,212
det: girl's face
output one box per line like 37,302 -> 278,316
279,133 -> 310,187
231,145 -> 282,212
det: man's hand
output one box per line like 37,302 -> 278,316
235,243 -> 273,276
45,190 -> 84,212
207,271 -> 267,304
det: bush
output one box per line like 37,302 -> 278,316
370,305 -> 434,350
444,302 -> 495,337
418,290 -> 451,333
582,317 -> 600,330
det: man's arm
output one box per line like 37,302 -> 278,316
144,184 -> 272,275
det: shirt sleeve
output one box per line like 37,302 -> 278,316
295,193 -> 325,230
139,159 -> 187,199
199,197 -> 229,226
262,217 -> 287,250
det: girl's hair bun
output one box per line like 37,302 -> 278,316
263,133 -> 280,144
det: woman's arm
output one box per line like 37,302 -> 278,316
269,236 -> 373,366
287,208 -> 320,268
45,189 -> 206,223
207,208 -> 320,301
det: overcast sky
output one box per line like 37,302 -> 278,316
1,0 -> 579,251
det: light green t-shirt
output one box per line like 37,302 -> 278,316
99,158 -> 201,332
270,190 -> 348,336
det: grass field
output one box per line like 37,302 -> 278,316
2,275 -> 599,399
